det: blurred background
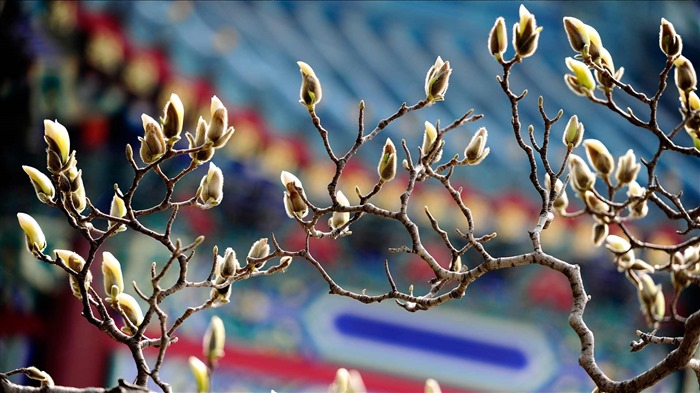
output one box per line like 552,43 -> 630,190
1,1 -> 699,392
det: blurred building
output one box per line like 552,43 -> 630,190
1,1 -> 699,392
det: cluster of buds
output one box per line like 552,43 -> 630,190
41,120 -> 87,214
186,96 -> 235,164
196,162 -> 224,209
210,247 -> 238,306
424,56 -> 452,103
281,171 -> 309,219
138,93 -> 185,163
55,249 -> 92,300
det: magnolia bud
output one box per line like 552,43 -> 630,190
329,190 -> 351,232
17,213 -> 47,253
189,356 -> 210,393
247,238 -> 270,269
281,170 -> 308,218
594,47 -> 624,91
512,4 -> 542,59
615,149 -> 641,185
207,96 -> 235,148
109,187 -> 127,232
116,292 -> 144,334
464,127 -> 490,165
197,162 -> 224,209
659,18 -> 683,58
22,165 -> 55,203
424,56 -> 452,103
605,234 -> 630,254
333,368 -> 350,393
545,174 -> 569,213
425,378 -> 442,393
298,61 -> 322,109
378,138 -> 397,182
562,115 -> 584,148
565,57 -> 595,95
55,249 -> 86,271
203,315 -> 225,366
568,154 -> 595,192
25,367 -> 54,388
44,119 -> 71,173
68,167 -> 87,213
161,93 -> 184,143
139,114 -> 166,164
674,56 -> 697,93
591,223 -> 609,247
637,273 -> 665,327
488,17 -> 508,60
583,139 -> 614,176
584,191 -> 609,215
585,25 -> 603,63
102,251 -> 124,302
219,247 -> 239,278
69,271 -> 92,300
187,116 -> 215,164
563,17 -> 590,54
422,121 -> 442,162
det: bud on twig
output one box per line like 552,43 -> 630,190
247,238 -> 270,270
545,174 -> 568,214
329,190 -> 351,233
637,273 -> 665,327
563,17 -> 590,54
109,187 -> 127,232
281,171 -> 308,219
17,212 -> 47,253
22,165 -> 55,203
615,149 -> 641,185
565,57 -> 595,96
139,114 -> 166,164
659,18 -> 682,58
512,4 -> 542,59
424,56 -> 452,103
464,128 -> 490,165
188,356 -> 210,393
161,93 -> 184,143
422,121 -> 443,163
378,138 -> 397,182
66,165 -> 87,213
25,367 -> 54,388
44,119 -> 72,174
568,154 -> 595,192
187,116 -> 215,164
674,56 -> 697,93
298,61 -> 323,109
219,247 -> 239,279
584,191 -> 609,215
591,223 -> 609,247
488,17 -> 507,60
115,292 -> 144,334
626,180 -> 649,218
583,139 -> 614,176
562,115 -> 584,148
102,251 -> 124,303
203,315 -> 225,366
207,96 -> 235,149
197,163 -> 224,209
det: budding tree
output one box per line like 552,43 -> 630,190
3,4 -> 699,393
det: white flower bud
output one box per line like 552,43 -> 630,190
488,17 -> 508,60
615,149 -> 641,185
425,56 -> 452,102
22,165 -> 55,203
102,251 -> 124,302
464,128 -> 490,165
197,163 -> 224,209
247,238 -> 270,269
563,17 -> 590,54
139,114 -> 166,164
512,5 -> 542,59
44,119 -> 71,173
583,139 -> 614,175
17,212 -> 47,253
115,292 -> 144,334
298,61 -> 323,109
161,93 -> 184,142
660,18 -> 683,58
329,190 -> 351,232
562,115 -> 584,148
281,171 -> 308,218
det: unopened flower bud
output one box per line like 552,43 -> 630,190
247,238 -> 270,269
545,175 -> 569,213
425,56 -> 452,103
562,115 -> 584,148
615,149 -> 641,185
565,57 -> 595,95
219,247 -> 239,279
187,117 -> 215,164
203,315 -> 225,366
161,93 -> 184,143
207,96 -> 235,148
568,154 -> 595,192
584,191 -> 609,215
333,368 -> 350,393
281,171 -> 308,218
659,18 -> 683,58
188,356 -> 210,393
422,121 -> 442,163
197,163 -> 224,209
378,138 -> 397,182
488,17 -> 508,60
512,4 -> 542,59
55,249 -> 86,272
605,234 -> 630,254
675,56 -> 697,93
425,378 -> 442,393
68,167 -> 87,213
298,61 -> 323,109
23,165 -> 55,203
139,114 -> 166,164
591,223 -> 609,247
109,187 -> 127,232
637,273 -> 665,327
44,119 -> 71,173
116,292 -> 144,334
595,47 -> 624,91
563,17 -> 590,54
17,212 -> 47,253
25,367 -> 54,388
464,127 -> 490,165
102,251 -> 124,302
329,191 -> 351,232
583,139 -> 614,176
585,24 -> 603,63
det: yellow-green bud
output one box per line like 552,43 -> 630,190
17,212 -> 47,253
422,121 -> 442,163
565,57 -> 595,94
675,56 -> 697,93
563,17 -> 590,54
203,315 -> 225,366
44,119 -> 71,173
298,61 -> 323,109
102,251 -> 124,303
584,191 -> 609,215
23,165 -> 55,203
109,187 -> 127,232
605,234 -> 630,254
562,115 -> 584,148
659,18 -> 683,58
188,356 -> 210,393
115,292 -> 144,334
25,367 -> 54,388
591,223 -> 609,247
378,138 -> 397,182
